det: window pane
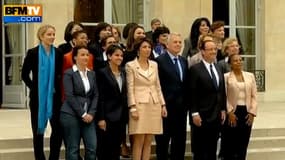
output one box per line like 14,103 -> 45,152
212,0 -> 229,25
5,57 -> 23,85
4,24 -> 25,55
112,0 -> 144,24
4,23 -> 25,86
236,0 -> 255,26
224,27 -> 230,38
74,0 -> 104,22
236,28 -> 255,55
242,57 -> 256,71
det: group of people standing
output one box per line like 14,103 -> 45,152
21,16 -> 257,160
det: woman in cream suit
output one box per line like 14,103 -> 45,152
223,53 -> 257,160
126,38 -> 167,160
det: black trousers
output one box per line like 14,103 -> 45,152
30,101 -> 62,160
222,105 -> 252,160
155,106 -> 187,160
96,121 -> 125,160
191,120 -> 220,160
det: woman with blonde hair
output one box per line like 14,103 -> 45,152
218,37 -> 240,74
21,24 -> 62,160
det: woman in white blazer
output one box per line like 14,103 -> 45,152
223,53 -> 257,160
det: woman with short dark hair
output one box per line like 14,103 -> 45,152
223,53 -> 257,160
58,21 -> 84,54
60,45 -> 98,160
125,38 -> 167,160
152,26 -> 170,58
96,45 -> 128,160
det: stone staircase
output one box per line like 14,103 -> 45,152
0,137 -> 65,160
247,128 -> 285,160
0,128 -> 285,160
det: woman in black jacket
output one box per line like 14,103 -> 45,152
21,24 -> 62,160
96,45 -> 128,160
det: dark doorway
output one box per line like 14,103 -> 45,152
212,0 -> 229,37
74,0 -> 104,41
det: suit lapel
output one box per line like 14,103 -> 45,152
165,54 -> 181,81
242,71 -> 251,99
228,72 -> 239,94
134,59 -> 153,80
74,71 -> 86,95
148,61 -> 155,77
214,63 -> 223,89
105,66 -> 122,93
178,56 -> 187,81
200,62 -> 216,89
121,70 -> 126,93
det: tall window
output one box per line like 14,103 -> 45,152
213,0 -> 258,71
2,0 -> 27,107
213,0 -> 265,91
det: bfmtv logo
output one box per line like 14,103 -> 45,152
3,5 -> 42,23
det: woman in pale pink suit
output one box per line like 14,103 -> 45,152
125,38 -> 167,160
223,53 -> 257,160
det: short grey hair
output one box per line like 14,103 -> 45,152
166,32 -> 182,44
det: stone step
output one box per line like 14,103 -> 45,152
0,147 -> 65,160
251,128 -> 285,137
0,138 -> 50,149
0,127 -> 284,149
1,128 -> 285,160
2,142 -> 285,160
247,147 -> 285,160
249,136 -> 285,149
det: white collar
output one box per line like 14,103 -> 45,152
72,65 -> 90,72
202,59 -> 212,66
167,51 -> 179,60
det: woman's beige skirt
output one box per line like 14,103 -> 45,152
129,99 -> 162,135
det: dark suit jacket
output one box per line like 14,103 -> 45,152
188,61 -> 226,124
61,67 -> 98,118
88,41 -> 107,71
217,59 -> 231,74
122,50 -> 137,67
156,53 -> 188,108
58,42 -> 72,55
21,46 -> 62,114
145,30 -> 153,41
96,66 -> 128,123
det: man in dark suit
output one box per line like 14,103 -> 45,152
155,33 -> 188,160
188,39 -> 226,160
145,18 -> 161,41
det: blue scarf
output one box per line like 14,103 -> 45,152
38,43 -> 55,134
